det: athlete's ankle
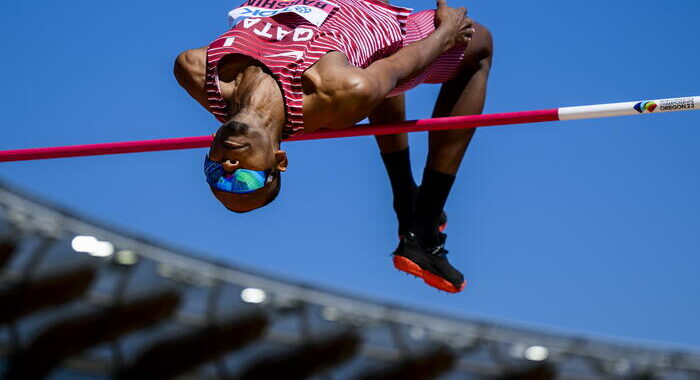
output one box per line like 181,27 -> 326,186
381,148 -> 418,236
414,223 -> 440,248
395,185 -> 418,236
415,168 -> 455,248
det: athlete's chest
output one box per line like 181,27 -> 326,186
215,51 -> 333,97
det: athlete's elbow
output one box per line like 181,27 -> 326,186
174,51 -> 192,84
173,49 -> 204,87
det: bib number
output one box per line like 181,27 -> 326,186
228,0 -> 338,28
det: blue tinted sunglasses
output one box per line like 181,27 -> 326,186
204,156 -> 273,194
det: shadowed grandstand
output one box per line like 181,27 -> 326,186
0,180 -> 698,380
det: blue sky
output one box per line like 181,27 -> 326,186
1,0 -> 699,349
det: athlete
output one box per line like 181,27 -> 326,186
174,0 -> 493,293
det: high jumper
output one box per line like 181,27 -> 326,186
173,0 -> 490,293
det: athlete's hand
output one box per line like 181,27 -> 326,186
434,0 -> 475,50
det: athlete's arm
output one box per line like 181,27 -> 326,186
174,47 -> 209,110
361,0 -> 474,99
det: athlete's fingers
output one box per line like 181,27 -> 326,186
461,24 -> 475,33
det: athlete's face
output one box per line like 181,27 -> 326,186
208,120 -> 287,212
210,120 -> 275,172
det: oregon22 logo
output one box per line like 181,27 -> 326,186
634,101 -> 657,113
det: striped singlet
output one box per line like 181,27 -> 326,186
205,0 -> 411,139
205,0 -> 466,139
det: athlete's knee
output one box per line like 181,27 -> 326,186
471,22 -> 493,64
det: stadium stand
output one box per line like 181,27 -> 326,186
0,180 -> 698,380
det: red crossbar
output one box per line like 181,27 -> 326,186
1,109 -> 559,163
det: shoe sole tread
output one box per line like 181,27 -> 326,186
393,256 -> 465,293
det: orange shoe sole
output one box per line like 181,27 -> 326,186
393,256 -> 465,293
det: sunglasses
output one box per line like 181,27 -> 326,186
204,155 -> 274,194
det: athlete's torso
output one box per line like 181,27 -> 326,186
205,0 -> 412,138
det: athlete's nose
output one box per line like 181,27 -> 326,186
221,159 -> 240,172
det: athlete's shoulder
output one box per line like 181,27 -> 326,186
310,52 -> 366,92
302,52 -> 378,130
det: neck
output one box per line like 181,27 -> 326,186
229,64 -> 286,145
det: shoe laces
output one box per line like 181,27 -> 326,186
406,231 -> 449,257
429,244 -> 448,257
431,232 -> 450,256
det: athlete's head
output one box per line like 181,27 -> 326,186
206,119 -> 287,213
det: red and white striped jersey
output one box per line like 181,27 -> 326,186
205,0 -> 412,139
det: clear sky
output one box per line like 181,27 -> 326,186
1,0 -> 699,349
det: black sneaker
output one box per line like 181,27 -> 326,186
392,232 -> 465,293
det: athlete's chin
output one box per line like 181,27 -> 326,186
218,120 -> 251,138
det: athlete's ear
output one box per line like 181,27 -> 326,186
274,150 -> 288,172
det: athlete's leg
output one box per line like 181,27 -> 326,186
372,95 -> 407,154
414,23 -> 493,248
427,23 -> 493,174
370,95 -> 418,237
383,13 -> 493,292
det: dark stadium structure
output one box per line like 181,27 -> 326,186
0,180 -> 698,380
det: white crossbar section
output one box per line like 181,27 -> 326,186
558,96 -> 700,121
